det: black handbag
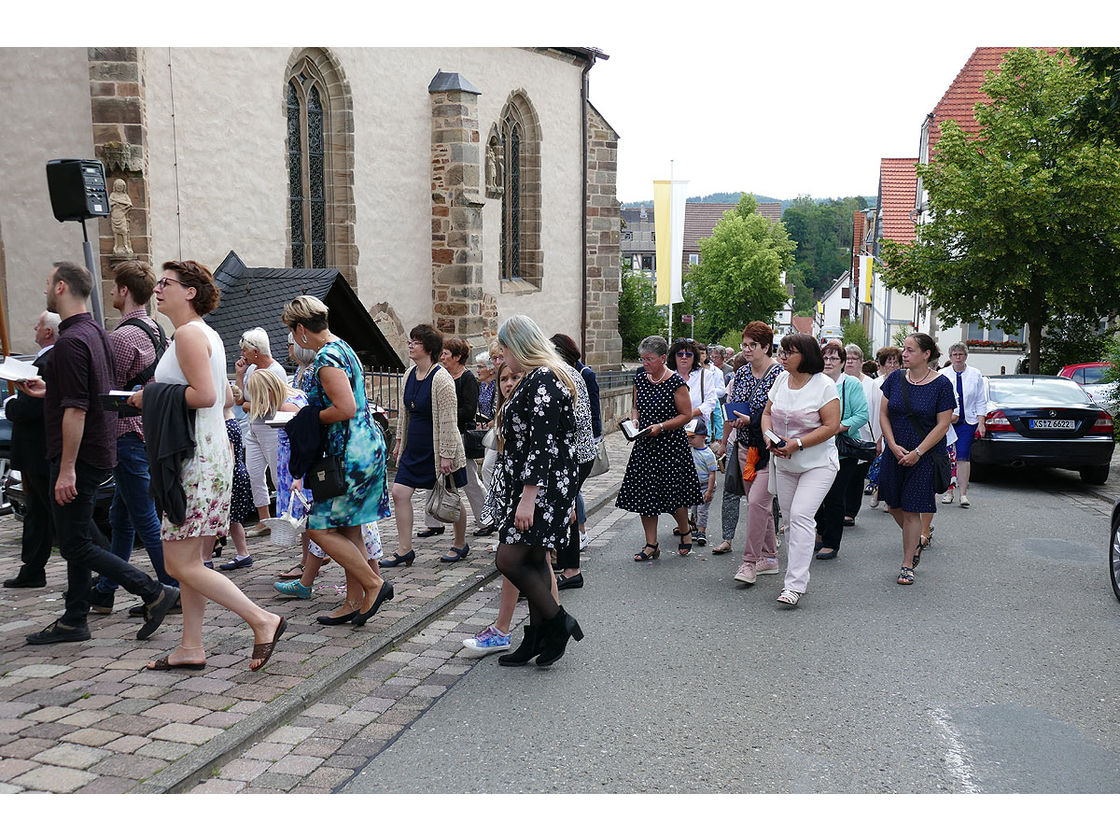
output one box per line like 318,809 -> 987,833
306,453 -> 346,502
463,429 -> 487,460
899,376 -> 952,494
837,377 -> 877,462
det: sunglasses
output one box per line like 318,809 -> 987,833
676,350 -> 694,357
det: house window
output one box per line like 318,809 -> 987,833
688,253 -> 700,266
964,322 -> 1027,345
283,49 -> 356,283
497,91 -> 542,290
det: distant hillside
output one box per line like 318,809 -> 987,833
622,193 -> 876,212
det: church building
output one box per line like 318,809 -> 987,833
0,47 -> 622,368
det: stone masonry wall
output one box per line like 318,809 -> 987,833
584,105 -> 622,369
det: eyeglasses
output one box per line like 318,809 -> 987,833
156,277 -> 184,290
676,350 -> 694,357
823,354 -> 841,361
407,339 -> 422,346
741,341 -> 761,350
777,348 -> 801,358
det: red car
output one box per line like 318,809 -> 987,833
1058,362 -> 1117,411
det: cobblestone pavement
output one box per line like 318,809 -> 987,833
0,433 -> 629,794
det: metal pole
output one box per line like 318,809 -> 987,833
80,218 -> 105,327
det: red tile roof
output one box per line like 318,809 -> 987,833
791,316 -> 815,335
683,202 -> 783,252
926,47 -> 1060,158
878,158 -> 918,244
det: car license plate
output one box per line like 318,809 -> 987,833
1030,419 -> 1076,429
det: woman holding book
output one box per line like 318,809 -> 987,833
616,335 -> 703,561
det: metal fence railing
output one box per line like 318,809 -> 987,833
365,367 -> 403,421
595,368 -> 635,392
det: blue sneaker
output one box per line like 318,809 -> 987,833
461,625 -> 512,656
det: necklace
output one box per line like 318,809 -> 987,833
907,367 -> 933,385
648,367 -> 672,384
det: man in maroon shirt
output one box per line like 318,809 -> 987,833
20,262 -> 178,645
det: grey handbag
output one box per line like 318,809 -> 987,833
425,474 -> 462,524
588,438 -> 610,478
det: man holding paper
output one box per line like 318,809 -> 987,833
21,262 -> 178,645
2,311 -> 59,588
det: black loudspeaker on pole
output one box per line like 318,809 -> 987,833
45,159 -> 111,326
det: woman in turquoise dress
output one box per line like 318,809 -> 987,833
282,296 -> 394,627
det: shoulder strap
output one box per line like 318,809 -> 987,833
119,316 -> 168,388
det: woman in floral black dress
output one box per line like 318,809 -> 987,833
616,335 -> 703,560
489,315 -> 584,668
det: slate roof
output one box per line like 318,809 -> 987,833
877,158 -> 919,245
204,251 -> 404,373
756,202 -> 782,223
926,47 -> 1060,158
683,202 -> 784,252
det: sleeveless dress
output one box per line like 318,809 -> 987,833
395,364 -> 468,490
616,369 -> 703,516
154,320 -> 233,540
304,339 -> 391,530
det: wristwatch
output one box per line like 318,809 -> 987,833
796,438 -> 804,451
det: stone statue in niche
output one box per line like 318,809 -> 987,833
109,179 -> 134,257
485,138 -> 504,198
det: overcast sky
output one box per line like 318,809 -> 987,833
15,0 -> 1113,207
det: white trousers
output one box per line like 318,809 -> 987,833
774,464 -> 836,594
245,420 -> 280,510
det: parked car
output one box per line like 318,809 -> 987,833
1111,497 -> 1120,602
1058,362 -> 1118,412
971,375 -> 1115,485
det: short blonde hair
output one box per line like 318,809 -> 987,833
281,295 -> 329,333
246,368 -> 299,421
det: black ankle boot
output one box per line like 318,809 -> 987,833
498,625 -> 540,667
535,606 -> 584,667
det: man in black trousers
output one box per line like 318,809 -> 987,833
20,262 -> 178,645
3,310 -> 59,588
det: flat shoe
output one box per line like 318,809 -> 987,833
415,527 -> 445,538
556,572 -> 584,590
317,610 -> 358,625
146,656 -> 205,671
712,540 -> 732,555
814,548 -> 838,560
250,617 -> 287,671
277,564 -> 304,580
473,523 -> 497,536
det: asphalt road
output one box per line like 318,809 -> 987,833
344,464 -> 1120,793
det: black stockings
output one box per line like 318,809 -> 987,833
495,542 -> 560,625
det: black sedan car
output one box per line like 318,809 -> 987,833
971,375 -> 1115,485
1111,498 -> 1120,602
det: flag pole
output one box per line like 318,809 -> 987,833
667,160 -> 674,345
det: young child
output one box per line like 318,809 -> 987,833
687,418 -> 718,546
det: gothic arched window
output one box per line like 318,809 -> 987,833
284,49 -> 357,282
497,91 -> 542,290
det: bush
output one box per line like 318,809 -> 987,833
841,320 -> 872,361
1037,314 -> 1116,375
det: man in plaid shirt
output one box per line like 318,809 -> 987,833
89,261 -> 178,616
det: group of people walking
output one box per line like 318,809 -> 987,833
616,323 -> 978,606
6,256 -> 598,671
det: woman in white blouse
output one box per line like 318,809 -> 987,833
668,337 -> 722,428
761,333 -> 841,608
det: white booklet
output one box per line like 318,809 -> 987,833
265,410 -> 298,428
0,356 -> 39,383
618,419 -> 651,442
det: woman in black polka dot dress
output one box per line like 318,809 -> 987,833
616,335 -> 703,560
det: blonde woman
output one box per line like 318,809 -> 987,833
282,295 -> 392,626
234,327 -> 286,535
489,315 -> 584,668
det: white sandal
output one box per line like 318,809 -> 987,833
776,589 -> 801,607
941,489 -> 954,504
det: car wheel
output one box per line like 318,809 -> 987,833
1079,465 -> 1110,485
1111,511 -> 1120,603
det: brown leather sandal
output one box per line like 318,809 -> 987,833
249,617 -> 287,672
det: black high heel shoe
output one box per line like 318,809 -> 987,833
352,581 -> 395,627
379,550 -> 415,568
535,606 -> 584,667
498,625 -> 540,666
317,606 -> 359,625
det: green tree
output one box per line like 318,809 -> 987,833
782,196 -> 867,295
1064,48 -> 1120,141
784,265 -> 816,316
1037,313 -> 1117,375
841,320 -> 872,361
880,48 -> 1120,374
617,261 -> 665,357
683,194 -> 795,341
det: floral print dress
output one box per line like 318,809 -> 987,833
487,365 -> 579,549
304,340 -> 391,530
154,321 -> 233,539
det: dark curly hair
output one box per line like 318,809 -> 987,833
668,338 -> 699,372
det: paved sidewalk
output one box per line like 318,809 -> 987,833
0,433 -> 630,794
